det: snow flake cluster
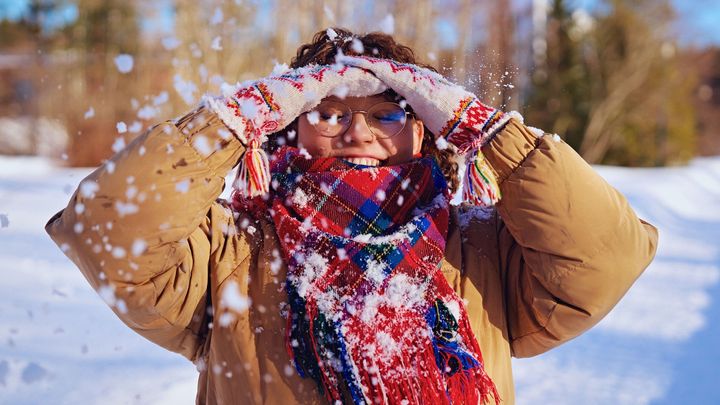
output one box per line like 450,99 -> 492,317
114,54 -> 134,74
217,280 -> 251,327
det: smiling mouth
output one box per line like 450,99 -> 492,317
343,157 -> 381,166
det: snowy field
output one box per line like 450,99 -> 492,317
1,154 -> 719,405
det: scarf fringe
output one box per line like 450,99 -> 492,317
459,110 -> 524,207
462,149 -> 501,207
288,296 -> 500,405
353,344 -> 449,405
234,139 -> 270,197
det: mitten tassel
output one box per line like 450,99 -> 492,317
462,149 -> 501,207
235,138 -> 270,197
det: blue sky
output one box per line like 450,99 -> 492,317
0,0 -> 77,33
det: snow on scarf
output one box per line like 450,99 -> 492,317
233,147 -> 499,405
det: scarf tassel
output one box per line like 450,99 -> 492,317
462,148 -> 501,207
234,138 -> 270,197
287,292 -> 360,403
428,299 -> 500,405
354,346 -> 449,405
287,296 -> 500,405
288,303 -> 459,404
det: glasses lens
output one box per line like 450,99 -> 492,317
367,102 -> 408,138
308,101 -> 351,138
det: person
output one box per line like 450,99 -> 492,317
46,28 -> 659,404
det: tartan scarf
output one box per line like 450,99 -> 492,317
233,147 -> 499,405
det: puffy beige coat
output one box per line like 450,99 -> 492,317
47,106 -> 658,404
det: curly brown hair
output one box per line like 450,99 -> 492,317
270,27 -> 459,193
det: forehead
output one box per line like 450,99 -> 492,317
322,93 -> 395,108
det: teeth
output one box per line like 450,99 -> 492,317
345,157 -> 380,166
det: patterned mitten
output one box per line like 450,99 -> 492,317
205,65 -> 387,197
338,55 -> 512,206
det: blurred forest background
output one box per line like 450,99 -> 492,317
0,0 -> 718,167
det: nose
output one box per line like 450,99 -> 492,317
343,112 -> 375,144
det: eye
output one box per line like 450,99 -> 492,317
327,114 -> 341,125
319,111 -> 340,118
374,110 -> 405,123
318,106 -> 346,122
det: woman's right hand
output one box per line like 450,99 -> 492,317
205,64 -> 387,147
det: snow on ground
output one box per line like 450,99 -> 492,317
514,157 -> 720,405
0,155 -> 719,404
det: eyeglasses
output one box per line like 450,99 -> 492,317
305,101 -> 412,139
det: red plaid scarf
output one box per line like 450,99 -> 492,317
233,147 -> 499,404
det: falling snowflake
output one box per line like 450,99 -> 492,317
221,280 -> 251,312
378,14 -> 395,34
153,91 -> 169,106
137,105 -> 158,120
211,36 -> 223,51
111,246 -> 126,259
326,28 -> 338,40
128,121 -> 143,133
79,180 -> 99,198
331,85 -> 349,99
175,179 -> 191,193
192,135 -> 214,156
351,38 -> 364,54
84,107 -> 95,119
174,74 -> 198,105
161,36 -> 181,50
323,5 -> 335,22
435,137 -> 449,150
111,136 -> 126,153
306,111 -> 320,125
210,7 -> 223,25
114,54 -> 134,74
115,201 -> 139,217
131,239 -> 147,256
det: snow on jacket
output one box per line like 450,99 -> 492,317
46,105 -> 658,404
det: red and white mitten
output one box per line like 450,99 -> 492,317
338,55 -> 515,206
205,64 -> 386,197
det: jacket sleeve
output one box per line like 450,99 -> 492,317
45,105 -> 247,360
480,117 -> 659,358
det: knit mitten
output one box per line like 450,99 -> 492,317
205,64 -> 387,197
338,55 -> 511,206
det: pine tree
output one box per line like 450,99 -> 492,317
526,0 -> 592,151
526,0 -> 696,166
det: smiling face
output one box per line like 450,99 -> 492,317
296,94 -> 425,166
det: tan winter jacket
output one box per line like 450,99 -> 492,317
46,106 -> 658,404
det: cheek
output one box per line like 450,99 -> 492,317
384,143 -> 399,155
381,132 -> 416,164
396,127 -> 419,154
297,120 -> 331,157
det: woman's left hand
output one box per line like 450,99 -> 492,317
337,55 -> 504,154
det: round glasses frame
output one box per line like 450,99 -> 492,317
305,101 -> 414,139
